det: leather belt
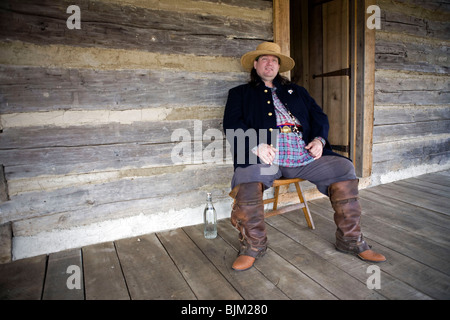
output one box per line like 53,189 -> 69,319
278,124 -> 302,133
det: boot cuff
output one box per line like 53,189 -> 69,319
329,179 -> 359,203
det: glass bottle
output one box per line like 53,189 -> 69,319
203,192 -> 217,239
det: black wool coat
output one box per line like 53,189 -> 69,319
223,77 -> 340,170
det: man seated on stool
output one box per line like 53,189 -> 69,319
223,42 -> 386,271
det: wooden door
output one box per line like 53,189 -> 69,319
288,0 -> 376,176
291,0 -> 351,157
322,0 -> 350,157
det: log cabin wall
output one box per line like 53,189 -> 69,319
371,0 -> 450,185
0,0 -> 273,260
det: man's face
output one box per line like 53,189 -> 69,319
254,55 -> 280,82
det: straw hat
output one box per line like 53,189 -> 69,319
240,42 -> 295,73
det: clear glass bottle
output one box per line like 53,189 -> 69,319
203,192 -> 217,239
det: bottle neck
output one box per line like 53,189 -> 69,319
206,193 -> 214,209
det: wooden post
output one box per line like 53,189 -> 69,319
354,0 -> 376,178
273,0 -> 291,79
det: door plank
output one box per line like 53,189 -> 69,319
322,0 -> 350,157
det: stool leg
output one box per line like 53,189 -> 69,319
294,182 -> 315,230
273,186 -> 280,210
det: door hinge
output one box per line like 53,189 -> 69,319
313,68 -> 350,79
331,145 -> 349,153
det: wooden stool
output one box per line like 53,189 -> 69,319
263,178 -> 315,230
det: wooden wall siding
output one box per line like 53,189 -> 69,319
0,0 -> 271,57
371,0 -> 450,185
0,0 -> 273,259
0,67 -> 246,113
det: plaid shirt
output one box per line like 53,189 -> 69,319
271,87 -> 322,167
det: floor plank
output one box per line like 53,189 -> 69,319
395,179 -> 450,198
42,248 -> 84,300
408,172 -> 450,187
0,171 -> 449,300
264,214 -> 386,300
272,209 -> 434,300
368,182 -> 449,216
157,228 -> 241,300
185,223 -> 289,300
311,195 -> 450,274
216,220 -> 338,300
309,193 -> 450,299
82,242 -> 130,300
115,233 -> 196,300
359,190 -> 450,245
0,254 -> 47,300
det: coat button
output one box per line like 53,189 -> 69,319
268,112 -> 273,116
267,101 -> 271,104
264,89 -> 268,93
269,128 -> 273,132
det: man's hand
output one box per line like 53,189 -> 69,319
305,139 -> 323,160
253,143 -> 278,165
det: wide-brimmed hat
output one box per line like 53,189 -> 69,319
240,42 -> 295,73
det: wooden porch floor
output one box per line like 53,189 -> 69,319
1,171 -> 449,301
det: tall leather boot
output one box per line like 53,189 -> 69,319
229,182 -> 267,271
329,179 -> 386,262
